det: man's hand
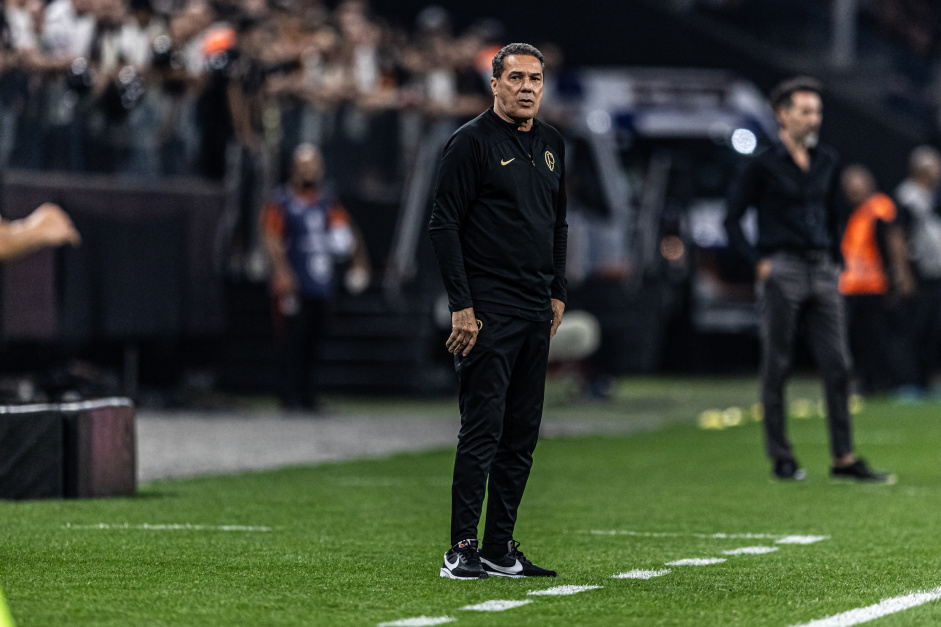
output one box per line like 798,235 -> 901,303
447,307 -> 478,357
755,259 -> 772,282
271,266 -> 297,298
550,298 -> 565,339
26,203 -> 81,248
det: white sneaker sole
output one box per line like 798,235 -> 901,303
439,567 -> 487,580
481,568 -> 525,578
479,556 -> 526,578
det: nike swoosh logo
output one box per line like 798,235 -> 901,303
445,554 -> 460,568
501,158 -> 515,166
481,557 -> 523,574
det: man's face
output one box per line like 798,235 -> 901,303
491,54 -> 544,122
292,150 -> 324,190
920,157 -> 941,187
841,169 -> 874,207
777,90 -> 823,147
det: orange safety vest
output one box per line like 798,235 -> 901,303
839,192 -> 896,295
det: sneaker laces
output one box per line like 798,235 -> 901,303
453,539 -> 482,567
506,540 -> 532,565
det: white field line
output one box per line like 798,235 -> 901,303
63,523 -> 272,532
588,530 -> 829,543
665,558 -> 727,566
776,535 -> 828,545
377,617 -> 455,627
788,585 -> 941,627
460,600 -> 532,612
613,569 -> 671,579
528,585 -> 602,596
723,546 -> 780,555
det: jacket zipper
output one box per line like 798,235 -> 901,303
497,111 -> 538,167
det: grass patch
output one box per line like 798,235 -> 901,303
2,379 -> 941,626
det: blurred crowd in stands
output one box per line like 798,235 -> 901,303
0,0 -> 523,187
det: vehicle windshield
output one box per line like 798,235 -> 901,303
619,135 -> 755,205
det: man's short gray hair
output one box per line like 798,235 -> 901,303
492,43 -> 544,79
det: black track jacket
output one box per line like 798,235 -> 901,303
429,108 -> 568,321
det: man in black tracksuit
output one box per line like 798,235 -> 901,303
429,43 -> 566,580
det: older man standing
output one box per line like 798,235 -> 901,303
724,76 -> 891,483
429,43 -> 566,579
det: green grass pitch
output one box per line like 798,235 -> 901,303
2,378 -> 941,626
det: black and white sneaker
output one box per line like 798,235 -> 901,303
479,540 -> 557,578
773,458 -> 807,481
831,458 -> 896,484
440,539 -> 488,579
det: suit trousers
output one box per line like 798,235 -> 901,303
758,253 -> 854,461
450,310 -> 551,549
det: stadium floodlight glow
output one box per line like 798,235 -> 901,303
731,128 -> 757,155
587,110 -> 612,134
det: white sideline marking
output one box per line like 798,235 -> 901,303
377,617 -> 455,627
528,585 -> 602,596
63,523 -> 272,532
460,600 -> 532,612
613,570 -> 671,579
665,558 -> 727,566
589,530 -> 829,543
776,535 -> 828,545
723,546 -> 779,555
788,585 -> 941,627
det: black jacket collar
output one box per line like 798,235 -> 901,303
486,107 -> 541,136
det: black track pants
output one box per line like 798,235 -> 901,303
450,311 -> 550,548
758,254 -> 854,461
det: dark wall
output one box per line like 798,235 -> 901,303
370,1 -> 715,68
0,171 -> 227,342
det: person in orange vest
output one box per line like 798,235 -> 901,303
840,165 -> 914,393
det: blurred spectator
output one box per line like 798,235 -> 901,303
260,143 -> 369,411
839,164 -> 914,394
894,145 -> 941,395
0,0 -> 560,280
0,0 -> 516,178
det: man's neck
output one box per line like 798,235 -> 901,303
493,104 -> 533,131
291,185 -> 319,201
779,129 -> 810,170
